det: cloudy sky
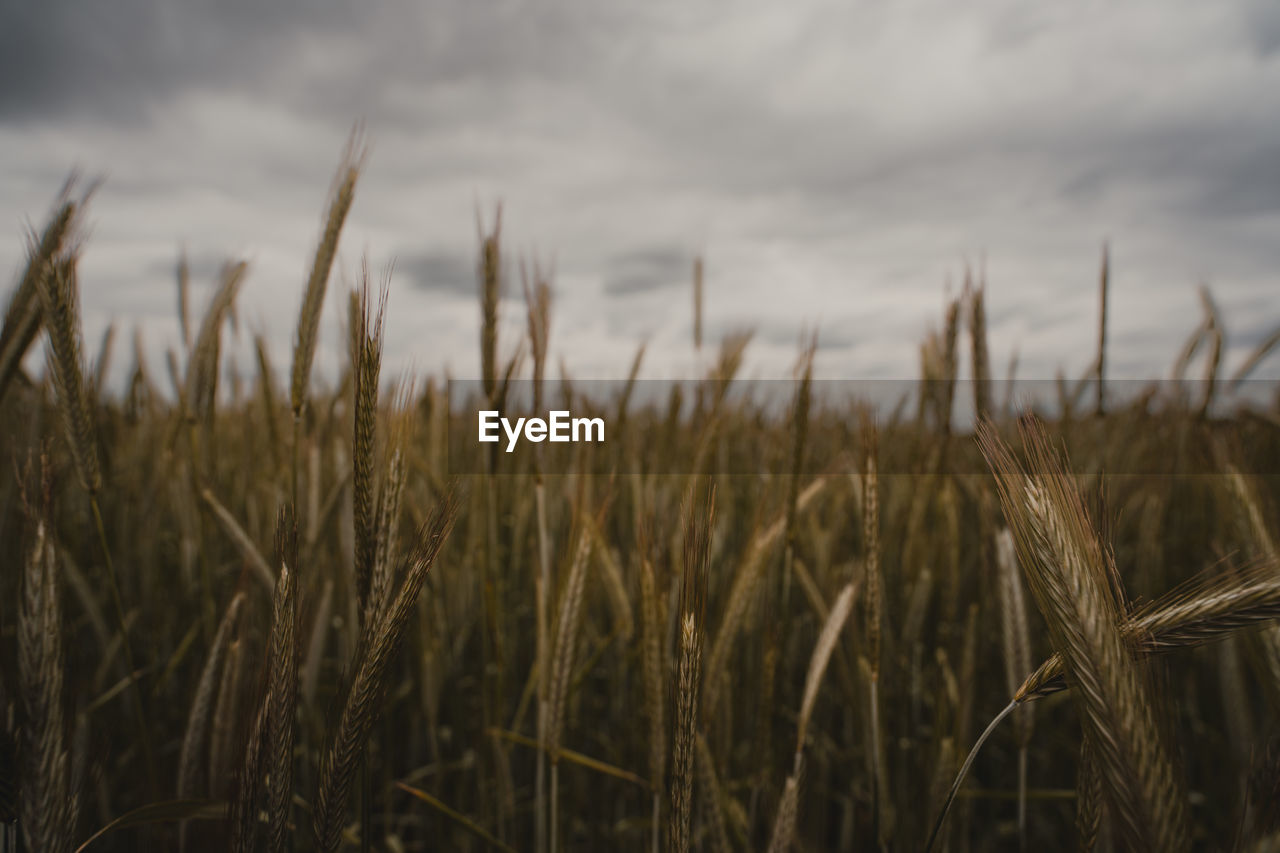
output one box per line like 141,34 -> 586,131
2,0 -> 1279,393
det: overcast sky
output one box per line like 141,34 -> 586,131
2,0 -> 1279,394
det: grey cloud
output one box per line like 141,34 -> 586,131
0,0 -> 359,122
398,249 -> 476,297
141,249 -> 234,283
0,0 -> 622,128
602,246 -> 691,295
1187,141 -> 1280,219
1242,0 -> 1280,56
4,0 -> 1280,388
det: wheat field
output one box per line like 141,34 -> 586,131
2,146 -> 1280,852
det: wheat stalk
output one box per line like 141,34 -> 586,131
524,257 -> 555,853
353,267 -> 388,620
266,508 -> 299,853
763,580 -> 855,853
38,257 -> 99,495
177,591 -> 245,850
477,205 -> 503,405
368,387 -> 410,625
314,494 -> 457,851
184,260 -> 248,426
798,582 -> 856,751
37,239 -> 157,795
860,427 -> 890,847
176,249 -> 192,351
703,478 -> 826,718
933,555 -> 1280,850
1095,243 -> 1109,416
0,184 -> 81,403
692,256 -> 704,354
547,521 -> 593,853
20,517 -> 73,853
669,611 -> 701,853
980,419 -> 1187,851
1017,557 -> 1280,701
290,130 -> 364,418
1197,284 -> 1222,418
1076,735 -> 1103,852
198,487 -> 276,590
670,489 -> 711,853
968,273 -> 993,422
522,260 -> 553,411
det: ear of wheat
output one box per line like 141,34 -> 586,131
980,419 -> 1187,852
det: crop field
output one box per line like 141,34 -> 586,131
2,148 -> 1280,852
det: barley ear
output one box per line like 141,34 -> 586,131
669,487 -> 712,853
1095,242 -> 1108,416
703,478 -> 826,719
979,418 -> 1188,852
522,259 -> 553,412
353,265 -> 388,619
861,424 -> 887,843
1015,556 -> 1280,702
0,185 -> 81,403
185,260 -> 248,426
549,517 -> 596,853
368,380 -> 411,625
291,129 -> 365,416
232,701 -> 269,853
692,256 -> 704,353
1196,284 -> 1222,419
639,556 -> 666,792
547,524 -> 593,759
1076,735 -> 1104,852
177,249 -> 192,351
37,255 -> 100,495
20,513 -> 74,853
314,493 -> 457,852
265,508 -> 299,853
477,204 -> 503,404
862,431 -> 881,678
967,273 -> 992,422
669,612 -> 702,853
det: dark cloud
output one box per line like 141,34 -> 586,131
0,0 -> 622,128
602,246 -> 691,296
0,0 -> 356,122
